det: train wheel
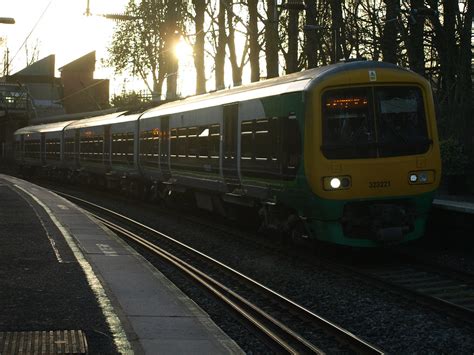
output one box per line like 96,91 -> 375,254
289,218 -> 310,245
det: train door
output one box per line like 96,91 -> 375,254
223,103 -> 240,189
160,116 -> 171,180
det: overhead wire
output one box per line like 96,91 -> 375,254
8,0 -> 54,70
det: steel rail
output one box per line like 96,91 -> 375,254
96,215 -> 322,354
350,264 -> 474,327
56,191 -> 384,354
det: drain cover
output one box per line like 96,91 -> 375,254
0,330 -> 87,354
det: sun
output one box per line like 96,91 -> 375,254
174,38 -> 193,58
174,37 -> 196,96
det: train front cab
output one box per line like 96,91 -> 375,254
304,64 -> 442,247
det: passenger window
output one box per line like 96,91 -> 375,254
198,127 -> 209,157
170,128 -> 178,158
240,115 -> 301,180
187,127 -> 198,157
209,124 -> 220,158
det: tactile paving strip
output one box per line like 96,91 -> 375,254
0,330 -> 87,354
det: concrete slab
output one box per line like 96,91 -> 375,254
0,174 -> 243,354
433,199 -> 474,214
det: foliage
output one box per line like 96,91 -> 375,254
107,0 -> 186,99
440,137 -> 469,176
105,0 -> 472,161
110,91 -> 151,109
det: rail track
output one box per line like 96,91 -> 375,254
56,191 -> 383,354
345,253 -> 474,327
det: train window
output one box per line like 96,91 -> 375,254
254,119 -> 272,160
139,129 -> 160,166
125,132 -> 134,161
177,128 -> 187,157
14,138 -> 22,160
80,131 -> 104,163
241,121 -> 253,159
45,138 -> 60,160
111,132 -> 133,164
168,124 -> 220,173
374,87 -> 429,157
209,124 -> 220,158
64,135 -> 75,161
197,126 -> 209,158
240,116 -> 300,180
24,138 -> 41,159
170,128 -> 177,158
322,86 -> 429,159
187,127 -> 198,157
322,87 -> 376,159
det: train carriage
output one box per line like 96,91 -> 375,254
62,112 -> 126,174
138,76 -> 309,208
14,61 -> 441,247
14,120 -> 74,169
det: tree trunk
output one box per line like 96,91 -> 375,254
193,0 -> 206,94
330,0 -> 344,63
305,0 -> 318,68
407,0 -> 425,75
286,8 -> 299,73
215,0 -> 226,90
382,0 -> 399,64
265,0 -> 279,78
457,0 -> 473,106
164,0 -> 180,100
227,4 -> 243,86
248,0 -> 260,82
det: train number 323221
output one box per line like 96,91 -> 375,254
368,180 -> 391,188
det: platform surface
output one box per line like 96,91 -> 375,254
0,174 -> 242,354
433,195 -> 474,214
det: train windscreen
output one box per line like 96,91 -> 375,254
322,86 -> 430,159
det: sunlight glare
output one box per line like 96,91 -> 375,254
175,38 -> 193,58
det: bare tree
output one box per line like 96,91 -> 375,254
226,1 -> 249,86
304,0 -> 318,68
381,0 -> 399,64
108,0 -> 186,100
192,0 -> 207,94
264,0 -> 279,77
214,0 -> 227,89
248,0 -> 260,81
25,39 -> 40,67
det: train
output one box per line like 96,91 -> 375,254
13,60 -> 442,247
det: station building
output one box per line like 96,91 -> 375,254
0,51 -> 110,158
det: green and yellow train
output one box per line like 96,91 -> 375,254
14,60 -> 441,247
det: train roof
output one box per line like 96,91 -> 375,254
14,120 -> 75,135
64,111 -> 130,130
141,61 -> 408,119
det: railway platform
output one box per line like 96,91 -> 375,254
0,174 -> 242,354
433,195 -> 474,214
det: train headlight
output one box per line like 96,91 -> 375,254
408,170 -> 435,185
419,172 -> 428,183
409,174 -> 418,183
330,178 -> 341,189
323,176 -> 352,190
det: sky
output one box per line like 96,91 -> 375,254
1,0 -> 241,98
0,0 -> 158,96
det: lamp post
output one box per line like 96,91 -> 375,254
0,17 -> 15,25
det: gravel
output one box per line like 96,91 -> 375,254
2,169 -> 473,354
54,185 -> 474,354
